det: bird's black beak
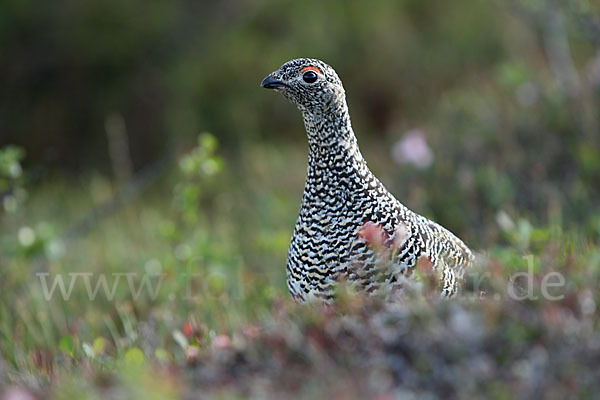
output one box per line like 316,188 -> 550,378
261,74 -> 288,89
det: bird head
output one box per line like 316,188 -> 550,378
261,58 -> 345,115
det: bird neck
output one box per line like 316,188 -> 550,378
302,100 -> 363,163
301,100 -> 372,193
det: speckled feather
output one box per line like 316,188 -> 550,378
262,58 -> 473,302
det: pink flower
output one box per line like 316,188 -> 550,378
212,335 -> 230,349
391,129 -> 434,169
1,387 -> 35,400
358,221 -> 389,249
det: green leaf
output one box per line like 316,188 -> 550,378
154,348 -> 170,362
198,133 -> 217,153
59,335 -> 75,357
124,347 -> 144,365
92,337 -> 106,355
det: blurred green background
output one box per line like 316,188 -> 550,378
2,0 -> 599,239
1,0 -> 600,397
3,0 -> 600,226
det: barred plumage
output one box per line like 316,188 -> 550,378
261,58 -> 473,302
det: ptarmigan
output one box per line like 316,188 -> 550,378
261,58 -> 473,302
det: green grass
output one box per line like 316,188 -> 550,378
1,140 -> 600,398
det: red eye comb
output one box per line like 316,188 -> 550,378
300,66 -> 322,74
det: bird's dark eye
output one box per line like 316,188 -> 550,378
302,70 -> 318,83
